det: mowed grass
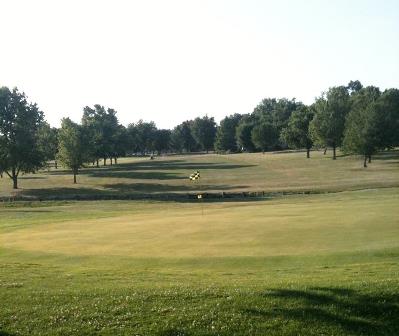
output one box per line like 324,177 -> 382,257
1,188 -> 399,335
0,149 -> 398,198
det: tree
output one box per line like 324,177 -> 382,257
190,116 -> 216,153
170,120 -> 197,153
343,86 -> 382,167
82,105 -> 120,166
37,122 -> 59,168
280,106 -> 314,158
251,122 -> 278,153
374,88 -> 399,148
310,86 -> 351,159
0,87 -> 45,189
57,118 -> 90,183
110,125 -> 129,164
214,114 -> 242,152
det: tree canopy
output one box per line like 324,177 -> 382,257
310,86 -> 351,159
0,87 -> 45,189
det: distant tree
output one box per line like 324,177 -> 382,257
57,118 -> 90,183
153,129 -> 171,154
214,114 -> 242,152
251,122 -> 278,153
236,119 -> 256,152
190,116 -> 217,153
347,80 -> 363,95
310,86 -> 351,159
110,125 -> 129,164
281,105 -> 314,158
0,87 -> 45,189
253,98 -> 300,135
343,86 -> 382,167
127,120 -> 157,155
170,120 -> 197,153
37,122 -> 59,168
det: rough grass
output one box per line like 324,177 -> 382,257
1,187 -> 399,335
0,149 -> 398,198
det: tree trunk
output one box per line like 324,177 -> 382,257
363,155 -> 368,168
114,157 -> 118,164
306,148 -> 310,158
73,170 -> 77,184
323,147 -> 327,155
55,160 -> 58,169
12,176 -> 18,189
96,159 -> 99,168
12,167 -> 18,189
103,157 -> 107,166
368,155 -> 371,163
332,145 -> 336,160
110,157 -> 113,166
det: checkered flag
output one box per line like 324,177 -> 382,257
189,171 -> 200,181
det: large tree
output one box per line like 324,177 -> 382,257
0,87 -> 45,189
57,118 -> 90,183
343,86 -> 382,167
214,114 -> 242,152
170,120 -> 197,153
280,105 -> 314,158
251,122 -> 278,153
127,120 -> 157,155
190,116 -> 216,153
153,129 -> 171,154
310,86 -> 351,159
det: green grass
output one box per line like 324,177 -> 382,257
1,187 -> 399,335
1,149 -> 398,198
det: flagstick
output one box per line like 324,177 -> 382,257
200,178 -> 204,216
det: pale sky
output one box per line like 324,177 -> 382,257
1,0 -> 398,129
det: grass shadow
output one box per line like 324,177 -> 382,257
0,331 -> 16,336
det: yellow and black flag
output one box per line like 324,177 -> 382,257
189,171 -> 200,181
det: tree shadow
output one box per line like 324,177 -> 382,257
102,183 -> 249,193
16,185 -> 269,203
243,287 -> 399,335
45,159 -> 255,180
373,150 -> 399,161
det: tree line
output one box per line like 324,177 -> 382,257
1,80 -> 398,189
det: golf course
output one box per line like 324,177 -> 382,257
1,150 -> 398,335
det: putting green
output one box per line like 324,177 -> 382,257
2,188 -> 398,258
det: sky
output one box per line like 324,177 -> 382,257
1,0 -> 398,129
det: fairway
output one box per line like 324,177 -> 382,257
1,150 -> 399,199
